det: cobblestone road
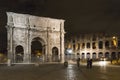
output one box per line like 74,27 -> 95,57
0,63 -> 120,80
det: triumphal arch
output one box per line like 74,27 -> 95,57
6,12 -> 65,63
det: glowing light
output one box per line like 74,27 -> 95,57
99,61 -> 107,66
112,36 -> 116,39
112,36 -> 117,47
68,43 -> 72,48
67,49 -> 73,54
113,40 -> 117,46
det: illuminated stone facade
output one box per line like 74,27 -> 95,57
6,12 -> 65,63
65,33 -> 120,60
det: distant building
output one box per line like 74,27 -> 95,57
65,33 -> 120,60
6,12 -> 65,63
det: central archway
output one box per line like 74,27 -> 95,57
31,37 -> 45,63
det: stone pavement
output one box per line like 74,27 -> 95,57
0,62 -> 120,80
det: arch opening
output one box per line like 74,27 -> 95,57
87,53 -> 90,59
52,47 -> 59,62
98,52 -> 103,58
15,45 -> 24,63
92,53 -> 96,59
111,52 -> 116,60
31,37 -> 45,63
105,52 -> 109,59
82,53 -> 85,59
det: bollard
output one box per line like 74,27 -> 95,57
7,59 -> 11,66
35,63 -> 39,66
64,61 -> 68,67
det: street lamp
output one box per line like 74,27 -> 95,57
111,36 -> 119,63
112,36 -> 117,47
66,48 -> 73,54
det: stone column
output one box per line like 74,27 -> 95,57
47,27 -> 51,62
7,26 -> 14,63
28,30 -> 31,63
96,52 -> 98,59
90,53 -> 92,59
45,45 -> 48,62
6,26 -> 10,60
60,21 -> 65,63
23,28 -> 30,63
42,45 -> 46,62
84,51 -> 87,59
103,40 -> 105,57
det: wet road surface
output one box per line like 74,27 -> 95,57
0,63 -> 120,80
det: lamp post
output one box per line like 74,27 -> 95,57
112,36 -> 118,63
112,36 -> 117,48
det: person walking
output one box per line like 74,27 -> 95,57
89,59 -> 93,68
77,58 -> 80,67
87,58 -> 90,68
64,61 -> 68,67
64,54 -> 68,67
111,58 -> 113,64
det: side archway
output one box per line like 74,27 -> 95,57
15,45 -> 24,63
87,53 -> 90,59
92,52 -> 96,59
82,53 -> 85,59
111,52 -> 116,60
98,52 -> 103,58
105,52 -> 109,59
52,47 -> 59,62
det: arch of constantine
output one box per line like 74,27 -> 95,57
6,12 -> 65,63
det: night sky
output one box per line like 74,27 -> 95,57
0,0 -> 120,51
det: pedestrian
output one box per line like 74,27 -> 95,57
87,58 -> 90,68
64,54 -> 68,67
89,59 -> 92,68
64,61 -> 68,67
77,58 -> 80,67
111,58 -> 113,64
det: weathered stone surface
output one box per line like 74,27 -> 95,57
65,33 -> 120,60
6,12 -> 65,63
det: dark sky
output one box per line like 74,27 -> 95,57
1,0 -> 120,51
0,0 -> 120,34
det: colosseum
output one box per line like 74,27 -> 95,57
65,33 -> 120,61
